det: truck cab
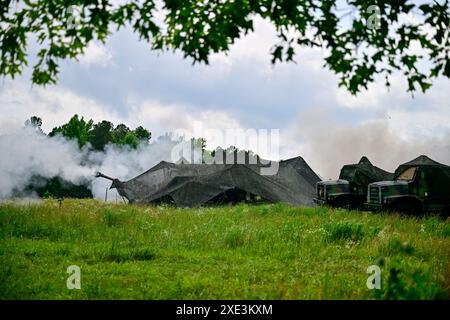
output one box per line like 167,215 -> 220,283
314,156 -> 393,209
314,179 -> 354,207
365,156 -> 450,215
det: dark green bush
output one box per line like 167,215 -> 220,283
325,222 -> 365,242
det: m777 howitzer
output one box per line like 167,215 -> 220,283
93,156 -> 321,207
95,172 -> 129,202
95,172 -> 115,181
95,172 -> 124,189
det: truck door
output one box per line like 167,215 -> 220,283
414,169 -> 428,199
423,168 -> 446,206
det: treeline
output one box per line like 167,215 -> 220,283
22,115 -> 258,199
27,115 -> 151,150
24,115 -> 153,199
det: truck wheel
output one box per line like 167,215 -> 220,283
442,205 -> 450,218
332,197 -> 352,209
392,202 -> 418,215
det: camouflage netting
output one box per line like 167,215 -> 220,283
339,156 -> 394,186
394,155 -> 450,179
98,156 -> 320,207
394,155 -> 450,205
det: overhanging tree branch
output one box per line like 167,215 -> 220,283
0,0 -> 449,94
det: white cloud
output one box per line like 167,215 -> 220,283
0,81 -> 245,147
78,42 -> 113,68
205,17 -> 314,77
0,81 -> 121,134
335,81 -> 386,109
125,97 -> 245,146
2,75 -> 449,181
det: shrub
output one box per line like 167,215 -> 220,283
225,228 -> 247,248
441,224 -> 450,238
325,222 -> 365,242
382,239 -> 415,256
374,266 -> 448,300
101,208 -> 125,227
102,243 -> 155,263
259,206 -> 271,215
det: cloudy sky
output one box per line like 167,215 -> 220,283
0,17 -> 449,178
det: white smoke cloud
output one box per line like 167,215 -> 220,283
88,135 -> 182,200
0,127 -> 94,198
2,115 -> 449,201
0,125 -> 186,201
281,107 -> 450,179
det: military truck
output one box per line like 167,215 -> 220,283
365,155 -> 450,215
314,157 -> 393,209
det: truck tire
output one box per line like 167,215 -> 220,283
332,197 -> 352,209
442,205 -> 450,218
391,202 -> 419,215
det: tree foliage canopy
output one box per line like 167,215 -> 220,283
1,0 -> 449,94
44,114 -> 151,150
22,115 -> 152,198
24,115 -> 43,132
49,114 -> 93,148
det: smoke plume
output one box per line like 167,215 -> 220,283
1,113 -> 449,201
282,107 -> 450,179
0,127 -> 182,200
0,127 -> 93,198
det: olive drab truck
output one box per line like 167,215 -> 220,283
314,157 -> 394,209
365,155 -> 450,215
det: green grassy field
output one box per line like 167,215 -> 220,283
0,199 -> 449,299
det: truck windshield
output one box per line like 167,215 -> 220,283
397,167 -> 417,181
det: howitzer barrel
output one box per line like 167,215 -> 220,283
95,172 -> 115,181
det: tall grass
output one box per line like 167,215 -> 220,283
0,199 -> 449,299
